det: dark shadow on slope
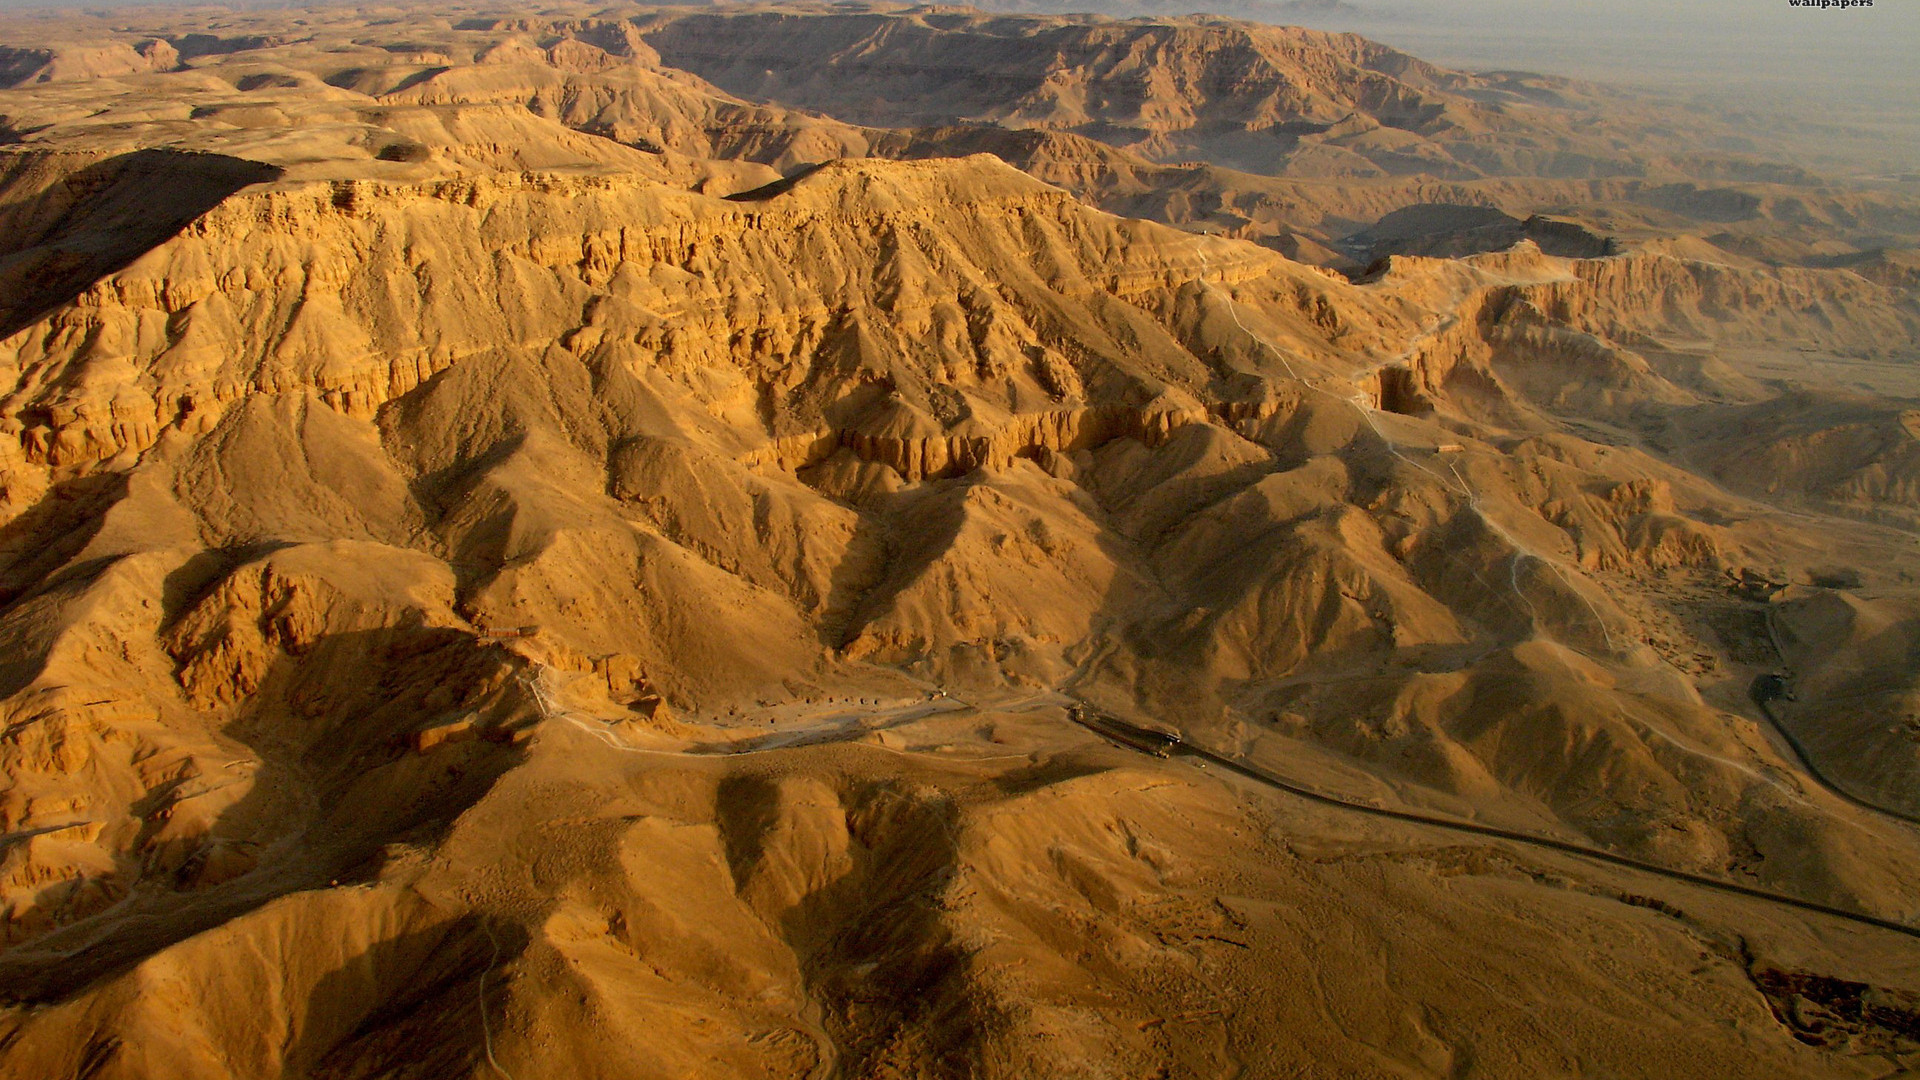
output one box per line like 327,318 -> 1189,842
167,34 -> 285,62
0,47 -> 59,88
0,622 -> 530,1005
717,774 -> 983,1079
1339,203 -> 1615,265
823,478 -> 973,652
822,783 -> 1013,1077
299,915 -> 531,1079
723,161 -> 826,202
814,504 -> 891,651
0,471 -> 127,612
989,751 -> 1114,797
39,915 -> 531,1079
0,149 -> 282,339
157,542 -> 300,635
377,66 -> 451,97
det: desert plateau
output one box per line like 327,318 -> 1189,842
0,2 -> 1917,1077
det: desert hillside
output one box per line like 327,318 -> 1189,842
0,4 -> 1918,1078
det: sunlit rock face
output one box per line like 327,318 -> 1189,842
0,6 -> 1917,1079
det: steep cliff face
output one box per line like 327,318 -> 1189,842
633,7 -> 1836,184
1365,245 -> 1920,425
380,35 -> 884,175
642,12 -> 1455,139
0,40 -> 178,86
1672,395 -> 1920,528
0,153 -> 1360,484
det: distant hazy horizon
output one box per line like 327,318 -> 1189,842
1281,0 -> 1920,172
0,0 -> 1913,168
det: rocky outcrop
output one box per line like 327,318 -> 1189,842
0,154 -> 1330,497
0,40 -> 178,87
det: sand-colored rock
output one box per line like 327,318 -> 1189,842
0,4 -> 1917,1078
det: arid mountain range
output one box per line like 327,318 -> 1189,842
0,4 -> 1917,1078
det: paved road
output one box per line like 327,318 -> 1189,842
1067,708 -> 1920,943
528,663 -> 1920,942
1758,607 -> 1920,829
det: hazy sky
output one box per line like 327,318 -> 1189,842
1278,0 -> 1920,169
1342,0 -> 1915,83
